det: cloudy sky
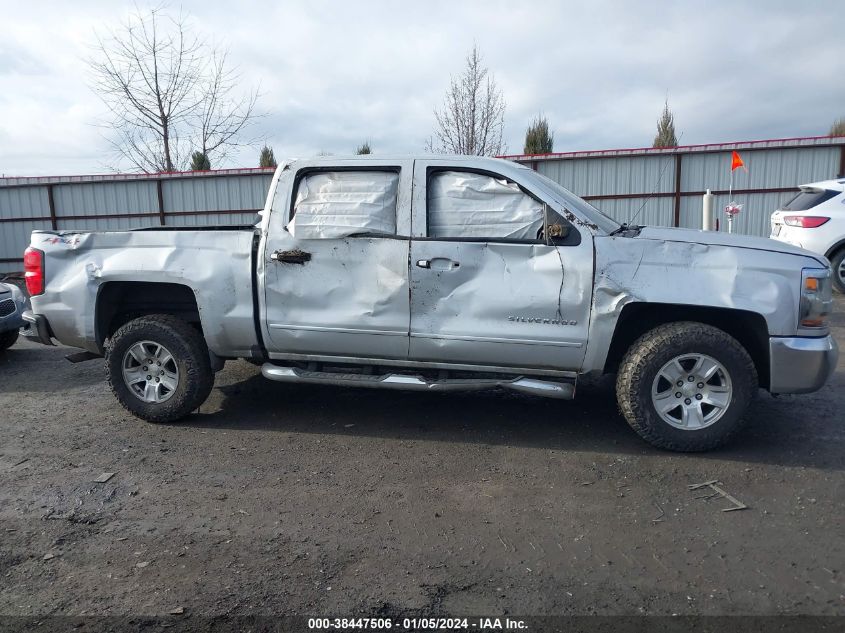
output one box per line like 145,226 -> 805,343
0,0 -> 843,176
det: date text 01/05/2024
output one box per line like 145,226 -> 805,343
307,617 -> 528,630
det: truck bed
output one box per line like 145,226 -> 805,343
30,227 -> 260,357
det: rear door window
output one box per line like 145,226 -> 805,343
781,189 -> 840,211
289,170 -> 399,238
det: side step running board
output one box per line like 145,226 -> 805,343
261,364 -> 575,399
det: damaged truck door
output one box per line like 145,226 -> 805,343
261,162 -> 413,360
408,162 -> 593,371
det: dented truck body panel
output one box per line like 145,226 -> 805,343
259,158 -> 414,360
582,228 -> 827,374
264,234 -> 411,359
408,240 -> 591,369
28,229 -> 257,356
405,157 -> 594,370
26,154 -> 837,400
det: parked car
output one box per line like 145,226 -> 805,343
0,281 -> 26,351
770,178 -> 845,293
21,155 -> 838,451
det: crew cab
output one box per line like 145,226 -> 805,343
22,155 -> 838,451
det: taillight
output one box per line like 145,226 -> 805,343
783,215 -> 830,228
24,247 -> 45,296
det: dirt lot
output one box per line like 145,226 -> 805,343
0,298 -> 843,620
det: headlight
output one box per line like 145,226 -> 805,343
799,268 -> 833,331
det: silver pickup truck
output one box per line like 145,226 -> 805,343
22,155 -> 838,451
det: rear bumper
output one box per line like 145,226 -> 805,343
770,225 -> 833,259
21,310 -> 54,346
769,335 -> 838,394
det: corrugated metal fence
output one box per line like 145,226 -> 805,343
0,168 -> 274,273
507,135 -> 845,238
2,135 -> 844,274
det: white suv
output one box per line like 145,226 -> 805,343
771,178 -> 845,293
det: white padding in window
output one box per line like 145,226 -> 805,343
289,171 -> 398,239
429,171 -> 543,240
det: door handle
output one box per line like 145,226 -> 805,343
271,249 -> 312,264
416,258 -> 459,270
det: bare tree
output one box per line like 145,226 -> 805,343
653,100 -> 678,148
830,118 -> 845,136
194,50 -> 258,165
356,141 -> 372,155
87,5 -> 259,172
426,45 -> 506,156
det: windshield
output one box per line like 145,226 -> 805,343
522,170 -> 621,234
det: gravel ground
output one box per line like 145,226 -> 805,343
0,297 -> 843,619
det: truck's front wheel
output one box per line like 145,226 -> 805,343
616,322 -> 757,451
105,315 -> 214,423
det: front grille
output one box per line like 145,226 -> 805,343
0,298 -> 16,317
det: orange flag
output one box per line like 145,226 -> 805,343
730,151 -> 746,172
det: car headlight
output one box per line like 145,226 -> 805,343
799,268 -> 833,331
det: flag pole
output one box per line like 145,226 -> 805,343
728,166 -> 734,234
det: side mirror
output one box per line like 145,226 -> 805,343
547,221 -> 570,240
543,206 -> 572,245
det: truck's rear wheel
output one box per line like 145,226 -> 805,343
616,322 -> 757,451
105,315 -> 213,423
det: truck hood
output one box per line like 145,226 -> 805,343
635,226 -> 828,265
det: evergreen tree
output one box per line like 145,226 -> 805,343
653,100 -> 678,148
259,145 -> 277,168
190,151 -> 210,170
524,115 -> 554,154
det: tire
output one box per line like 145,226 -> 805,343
105,314 -> 214,423
615,321 -> 757,452
0,329 -> 18,352
830,248 -> 845,294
